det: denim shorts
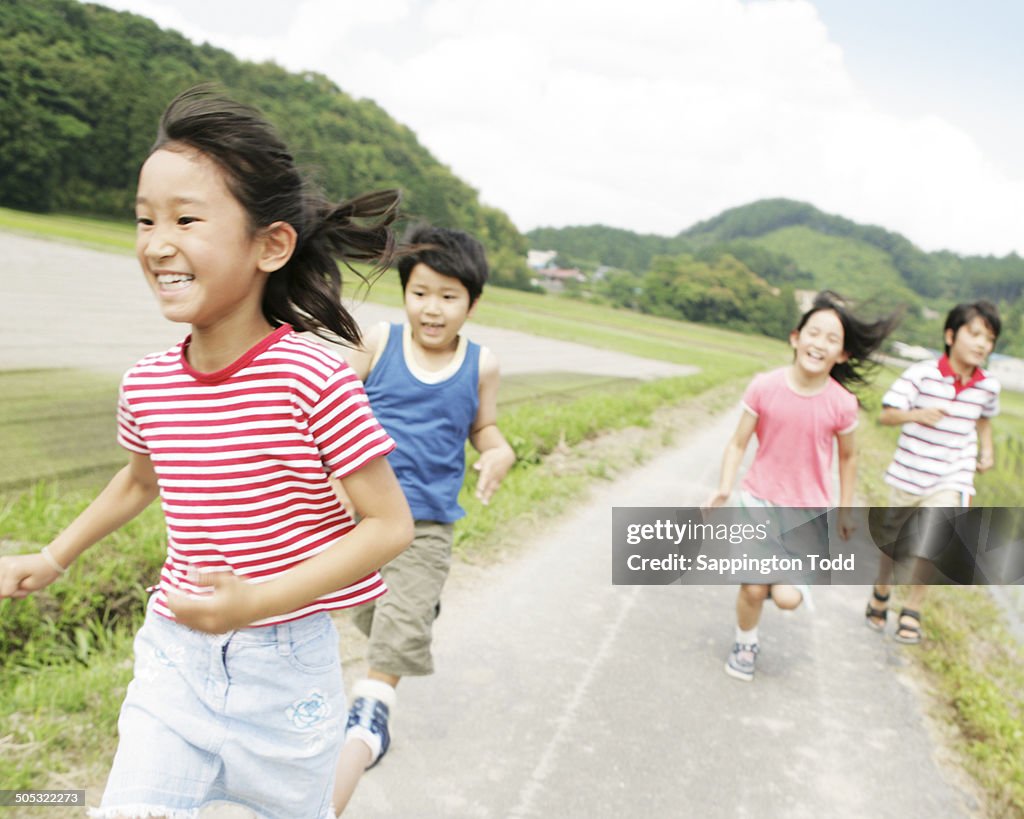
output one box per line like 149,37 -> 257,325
91,599 -> 343,819
732,491 -> 827,584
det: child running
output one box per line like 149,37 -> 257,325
864,300 -> 1000,644
704,291 -> 899,682
331,225 -> 516,814
0,87 -> 414,818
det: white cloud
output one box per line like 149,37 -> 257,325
95,0 -> 1024,255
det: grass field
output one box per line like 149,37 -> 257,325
1,212 -> 1022,815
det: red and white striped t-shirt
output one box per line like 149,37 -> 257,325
882,355 -> 1000,496
117,324 -> 395,626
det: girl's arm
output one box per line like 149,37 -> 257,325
469,350 -> 515,505
836,430 -> 857,540
703,410 -> 757,508
977,417 -> 995,472
0,452 -> 159,599
168,456 -> 414,633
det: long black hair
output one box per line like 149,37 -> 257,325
795,290 -> 902,391
151,85 -> 399,345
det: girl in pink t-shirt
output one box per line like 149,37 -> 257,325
704,291 -> 898,682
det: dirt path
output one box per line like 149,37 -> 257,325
341,403 -> 981,818
0,232 -> 694,381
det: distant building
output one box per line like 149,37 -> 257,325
891,341 -> 936,362
533,267 -> 586,292
990,355 -> 1024,393
527,249 -> 558,270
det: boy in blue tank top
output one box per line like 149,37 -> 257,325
332,225 -> 516,813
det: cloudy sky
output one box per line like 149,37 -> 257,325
96,0 -> 1024,256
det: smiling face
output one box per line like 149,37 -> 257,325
135,146 -> 270,332
403,262 -> 475,354
946,315 -> 996,374
790,308 -> 849,378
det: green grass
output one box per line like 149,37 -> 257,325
754,225 -> 918,304
975,388 -> 1024,507
0,370 -> 123,492
0,206 -> 134,254
917,587 -> 1024,817
0,626 -> 135,795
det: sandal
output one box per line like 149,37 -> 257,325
894,608 -> 923,645
864,586 -> 890,632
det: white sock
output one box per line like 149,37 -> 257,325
344,679 -> 397,761
736,626 -> 758,645
352,678 -> 397,709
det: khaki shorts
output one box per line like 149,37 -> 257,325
869,487 -> 965,560
352,519 -> 454,677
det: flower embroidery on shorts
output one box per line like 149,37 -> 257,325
286,689 -> 331,730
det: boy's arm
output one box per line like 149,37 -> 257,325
879,406 -> 945,426
0,451 -> 159,599
977,417 -> 995,472
469,348 -> 516,505
341,321 -> 387,382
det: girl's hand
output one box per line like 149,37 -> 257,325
0,553 -> 62,600
977,450 -> 995,472
702,490 -> 730,511
474,445 -> 516,505
837,508 -> 857,541
166,571 -> 261,634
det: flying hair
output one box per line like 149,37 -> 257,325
150,85 -> 400,346
795,290 -> 902,392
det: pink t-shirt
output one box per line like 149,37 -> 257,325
740,367 -> 859,507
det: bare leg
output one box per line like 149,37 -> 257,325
369,669 -> 400,688
736,583 -> 770,629
769,583 -> 803,610
332,741 -> 372,816
332,671 -> 401,815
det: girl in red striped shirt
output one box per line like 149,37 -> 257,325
0,87 -> 413,818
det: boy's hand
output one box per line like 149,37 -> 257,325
167,570 -> 261,633
914,407 -> 946,426
978,450 -> 995,472
474,445 -> 516,505
0,553 -> 62,600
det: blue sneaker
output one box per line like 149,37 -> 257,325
345,694 -> 392,769
724,642 -> 759,682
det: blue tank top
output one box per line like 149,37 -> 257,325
364,324 -> 480,523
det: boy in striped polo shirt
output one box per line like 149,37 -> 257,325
865,301 -> 1001,643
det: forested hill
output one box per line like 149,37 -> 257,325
526,199 -> 1024,352
0,0 -> 530,287
527,199 -> 1024,309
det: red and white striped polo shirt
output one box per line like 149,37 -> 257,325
882,355 -> 1000,496
117,324 -> 395,626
